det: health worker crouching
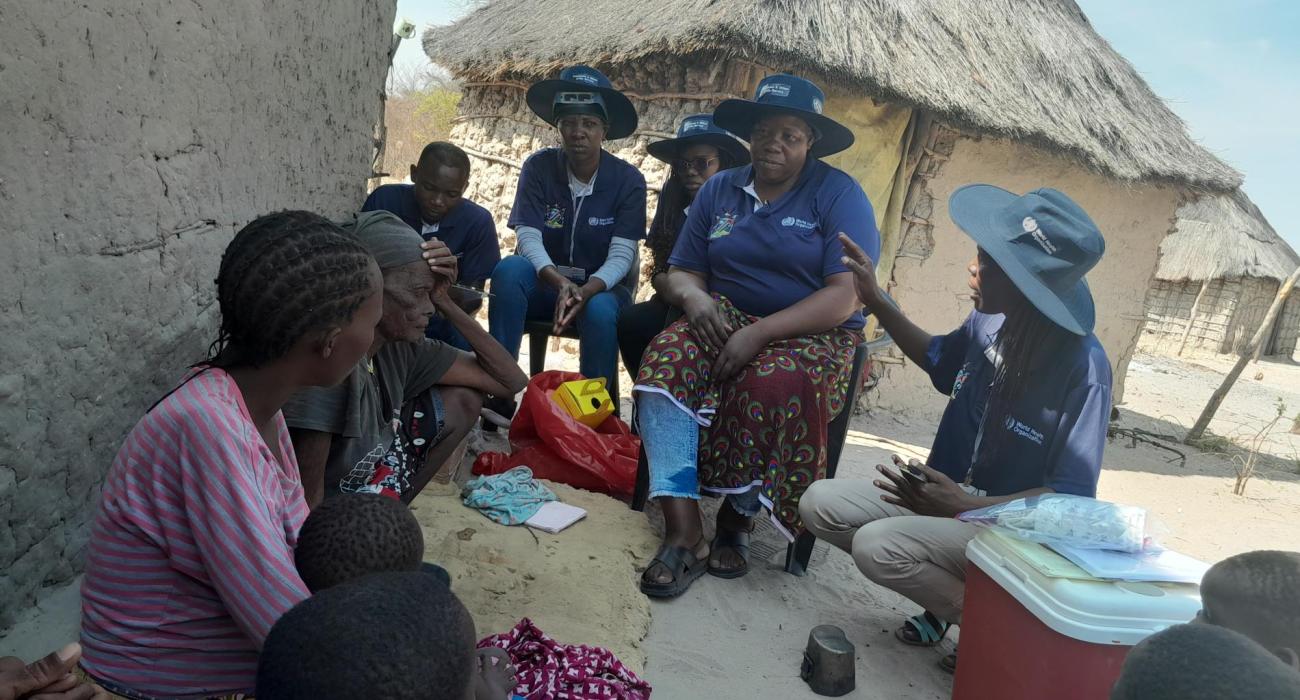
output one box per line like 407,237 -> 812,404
487,65 -> 646,415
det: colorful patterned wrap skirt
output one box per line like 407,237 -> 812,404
633,295 -> 862,539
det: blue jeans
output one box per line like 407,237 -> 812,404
489,255 -> 630,384
637,391 -> 762,516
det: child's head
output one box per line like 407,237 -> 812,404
295,493 -> 425,592
1111,624 -> 1300,699
257,571 -> 477,700
210,210 -> 383,385
1200,550 -> 1300,669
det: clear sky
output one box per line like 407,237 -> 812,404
392,0 -> 1299,252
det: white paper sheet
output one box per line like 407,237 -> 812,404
1050,544 -> 1209,583
525,501 -> 587,534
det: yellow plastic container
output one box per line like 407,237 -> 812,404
551,377 -> 615,428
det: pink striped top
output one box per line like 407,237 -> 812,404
80,368 -> 311,698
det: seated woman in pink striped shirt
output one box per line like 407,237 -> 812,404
78,211 -> 384,699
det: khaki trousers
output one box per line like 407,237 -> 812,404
798,478 -> 980,624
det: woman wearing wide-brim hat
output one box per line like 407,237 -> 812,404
632,74 -> 881,598
487,65 -> 646,414
802,185 -> 1114,673
616,113 -> 749,381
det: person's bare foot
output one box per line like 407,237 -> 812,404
708,500 -> 754,574
475,647 -> 517,700
642,537 -> 709,585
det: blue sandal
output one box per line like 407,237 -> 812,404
895,611 -> 951,647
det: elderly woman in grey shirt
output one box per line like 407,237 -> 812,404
285,210 -> 527,506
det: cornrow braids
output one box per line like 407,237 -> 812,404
208,210 -> 375,369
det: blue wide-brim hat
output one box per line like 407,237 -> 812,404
526,65 -> 639,140
949,185 -> 1106,335
646,113 -> 751,166
713,74 -> 854,158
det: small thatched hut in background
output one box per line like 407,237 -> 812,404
1139,191 -> 1300,360
422,0 -> 1241,407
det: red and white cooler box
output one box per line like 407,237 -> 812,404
953,529 -> 1202,700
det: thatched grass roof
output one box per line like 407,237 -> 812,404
1156,190 -> 1299,283
423,0 -> 1240,190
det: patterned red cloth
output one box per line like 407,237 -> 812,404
479,618 -> 652,699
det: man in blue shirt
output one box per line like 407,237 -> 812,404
363,142 -> 501,350
799,185 -> 1113,675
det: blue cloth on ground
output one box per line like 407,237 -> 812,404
461,466 -> 557,525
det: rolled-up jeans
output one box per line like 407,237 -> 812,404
638,391 -> 762,517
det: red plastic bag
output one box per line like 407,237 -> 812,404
472,371 -> 640,498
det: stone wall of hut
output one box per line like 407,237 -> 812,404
1140,277 -> 1300,359
448,54 -> 769,293
1,0 -> 394,630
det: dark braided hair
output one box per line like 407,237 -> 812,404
295,493 -> 425,593
257,571 -> 476,700
976,250 -> 1074,470
207,211 -> 375,369
646,149 -> 739,275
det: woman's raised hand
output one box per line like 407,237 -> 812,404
682,290 -> 732,351
420,239 -> 459,294
838,232 -> 881,309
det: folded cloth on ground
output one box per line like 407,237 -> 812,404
479,618 -> 652,700
462,467 -> 556,525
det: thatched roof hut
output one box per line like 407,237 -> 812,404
422,0 -> 1241,405
425,0 -> 1237,189
1141,192 -> 1300,359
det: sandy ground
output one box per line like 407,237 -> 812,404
415,480 -> 659,673
5,343 -> 1299,700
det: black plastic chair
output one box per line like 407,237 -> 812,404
524,320 -> 620,403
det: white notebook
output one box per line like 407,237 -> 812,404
525,501 -> 588,534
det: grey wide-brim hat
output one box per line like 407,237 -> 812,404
948,184 -> 1105,335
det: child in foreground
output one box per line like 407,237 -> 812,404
1111,624 -> 1300,699
294,492 -> 449,591
256,572 -> 517,700
1197,550 -> 1300,669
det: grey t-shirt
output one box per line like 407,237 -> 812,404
283,339 -> 459,497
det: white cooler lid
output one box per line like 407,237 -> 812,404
967,529 -> 1202,646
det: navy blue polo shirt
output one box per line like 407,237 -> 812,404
362,184 -> 501,284
923,311 -> 1113,498
667,159 -> 880,329
508,148 -> 647,281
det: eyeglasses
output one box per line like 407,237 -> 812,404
674,157 -> 719,174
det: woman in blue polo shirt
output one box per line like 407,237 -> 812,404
633,74 -> 880,598
488,65 -> 646,395
616,113 -> 749,379
800,186 -> 1113,673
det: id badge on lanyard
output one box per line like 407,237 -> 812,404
558,191 -> 589,283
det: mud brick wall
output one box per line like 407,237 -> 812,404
0,0 -> 396,627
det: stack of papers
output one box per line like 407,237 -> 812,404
525,501 -> 587,534
1050,544 -> 1208,584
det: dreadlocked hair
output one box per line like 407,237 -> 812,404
207,210 -> 375,369
646,149 -> 740,275
989,292 -> 1075,407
